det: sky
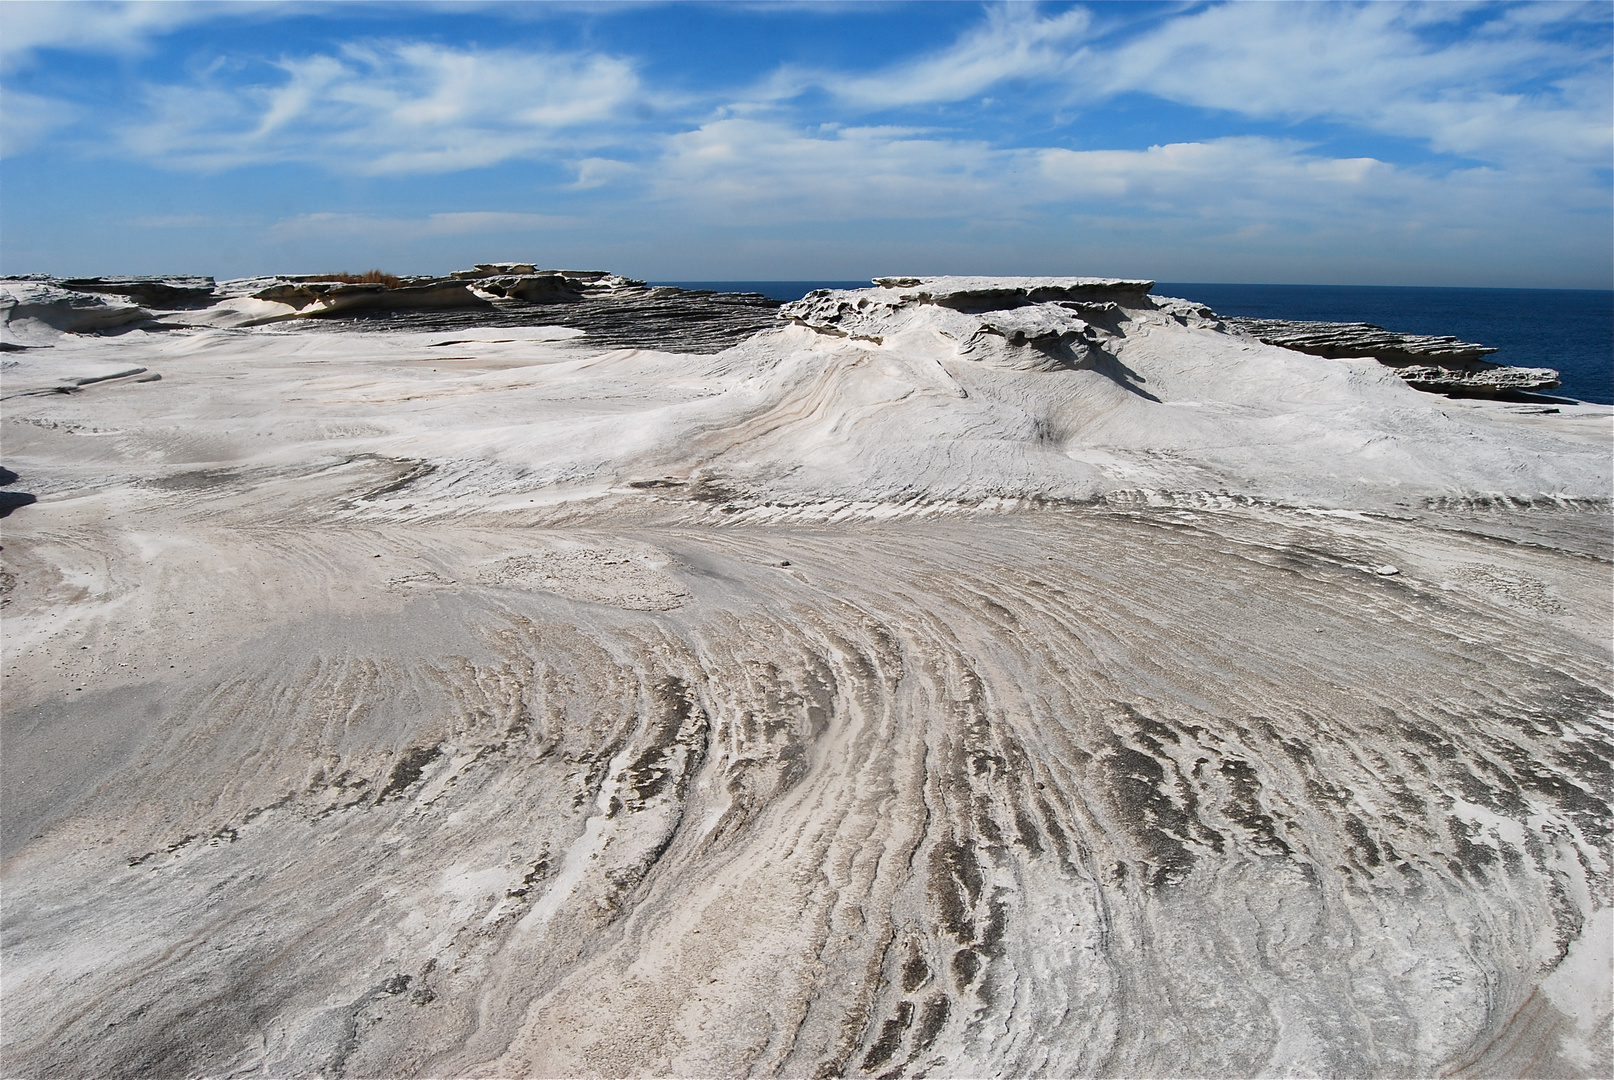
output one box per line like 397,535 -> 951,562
1,0 -> 1610,287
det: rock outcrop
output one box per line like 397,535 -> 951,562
1224,316 -> 1560,396
782,276 -> 1156,337
247,278 -> 493,318
0,281 -> 152,333
779,276 -> 1161,370
0,270 -> 1572,399
58,276 -> 218,309
447,265 -> 636,304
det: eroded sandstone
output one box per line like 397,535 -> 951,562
1,275 -> 1609,1079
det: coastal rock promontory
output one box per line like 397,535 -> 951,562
0,270 -> 1567,399
1,268 -> 1608,1080
1224,316 -> 1561,396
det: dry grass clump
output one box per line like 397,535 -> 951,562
315,269 -> 405,288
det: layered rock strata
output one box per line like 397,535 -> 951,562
1,271 -> 781,353
1224,316 -> 1561,396
301,282 -> 783,353
0,271 -> 1570,398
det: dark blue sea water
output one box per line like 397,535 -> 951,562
1159,284 -> 1613,405
661,280 -> 1613,405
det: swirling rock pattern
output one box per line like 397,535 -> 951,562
2,280 -> 1610,1078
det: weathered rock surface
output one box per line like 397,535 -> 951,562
3,270 -> 787,352
783,275 -> 1155,339
779,276 -> 1176,372
3,271 -> 1567,400
0,281 -> 152,334
447,265 -> 634,304
248,278 -> 493,318
57,275 -> 218,309
297,281 -> 782,353
2,275 -> 1610,1079
1224,316 -> 1561,396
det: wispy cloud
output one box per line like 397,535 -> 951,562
268,211 -> 574,239
651,120 -> 1005,222
131,213 -> 243,228
649,123 -> 1415,228
1036,138 -> 1390,213
753,2 -> 1609,174
122,42 -> 644,173
0,0 -> 261,70
827,4 -> 1092,107
1082,1 -> 1613,169
0,88 -> 77,156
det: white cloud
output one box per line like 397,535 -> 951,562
649,122 -> 1409,226
132,214 -> 239,228
652,120 -> 1011,222
122,42 -> 644,173
268,211 -> 573,239
1037,138 -> 1389,212
747,2 -> 1608,177
572,156 -> 638,189
829,4 -> 1091,107
1083,0 -> 1613,169
0,87 -> 77,156
641,119 -> 1608,284
0,1 -> 255,70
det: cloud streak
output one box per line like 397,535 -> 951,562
268,211 -> 575,239
1081,1 -> 1613,170
121,42 -> 645,173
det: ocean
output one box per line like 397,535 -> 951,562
660,281 -> 1613,405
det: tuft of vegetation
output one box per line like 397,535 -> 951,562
315,269 -> 405,288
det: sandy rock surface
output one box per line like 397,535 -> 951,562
2,281 -> 1610,1078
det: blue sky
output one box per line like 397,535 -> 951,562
2,1 -> 1610,286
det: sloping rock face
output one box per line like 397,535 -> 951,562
1224,316 -> 1560,396
1,276 -> 1610,1079
0,281 -> 151,333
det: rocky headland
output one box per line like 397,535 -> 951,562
0,269 -> 1570,396
1,270 -> 1610,1078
